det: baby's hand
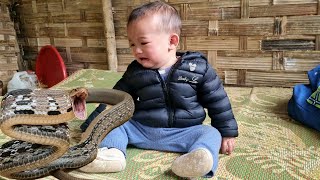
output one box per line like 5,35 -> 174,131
220,137 -> 235,155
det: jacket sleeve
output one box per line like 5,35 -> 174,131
113,75 -> 130,92
113,61 -> 137,100
198,64 -> 238,137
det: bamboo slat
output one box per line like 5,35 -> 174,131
246,71 -> 308,87
186,36 -> 239,50
273,0 -> 317,5
224,70 -> 237,85
250,3 -> 317,17
178,3 -> 240,20
287,15 -> 320,35
219,17 -> 274,36
217,57 -> 272,70
261,39 -> 315,51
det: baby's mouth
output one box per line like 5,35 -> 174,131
139,57 -> 148,61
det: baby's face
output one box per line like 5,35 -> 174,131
127,15 -> 177,69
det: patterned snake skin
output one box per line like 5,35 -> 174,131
0,88 -> 134,179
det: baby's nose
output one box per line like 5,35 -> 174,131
133,46 -> 143,54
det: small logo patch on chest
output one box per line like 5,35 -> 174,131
189,63 -> 197,71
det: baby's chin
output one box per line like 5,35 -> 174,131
141,64 -> 158,69
138,60 -> 158,69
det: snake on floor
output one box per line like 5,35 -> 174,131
0,87 -> 134,179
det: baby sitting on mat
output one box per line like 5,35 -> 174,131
79,1 -> 238,178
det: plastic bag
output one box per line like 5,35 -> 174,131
7,71 -> 38,92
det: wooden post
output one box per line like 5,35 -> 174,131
101,0 -> 118,72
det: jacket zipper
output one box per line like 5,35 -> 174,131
166,67 -> 175,127
157,70 -> 172,127
157,63 -> 178,127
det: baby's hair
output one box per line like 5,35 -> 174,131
127,1 -> 182,36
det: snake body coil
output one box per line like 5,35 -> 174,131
0,88 -> 134,179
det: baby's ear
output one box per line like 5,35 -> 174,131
169,33 -> 179,50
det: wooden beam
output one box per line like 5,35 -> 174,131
101,0 -> 117,72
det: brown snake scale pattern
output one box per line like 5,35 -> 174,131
0,88 -> 134,179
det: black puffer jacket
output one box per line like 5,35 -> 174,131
114,51 -> 238,137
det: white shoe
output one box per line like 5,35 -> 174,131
171,148 -> 213,178
79,147 -> 126,173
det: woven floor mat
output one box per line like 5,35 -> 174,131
1,69 -> 319,180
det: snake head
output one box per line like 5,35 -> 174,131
70,87 -> 88,120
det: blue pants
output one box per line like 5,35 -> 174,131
81,104 -> 222,177
102,120 -> 221,177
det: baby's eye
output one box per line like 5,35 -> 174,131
141,42 -> 149,45
129,43 -> 135,47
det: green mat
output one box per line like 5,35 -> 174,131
1,69 -> 320,180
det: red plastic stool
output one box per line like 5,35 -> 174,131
35,45 -> 67,88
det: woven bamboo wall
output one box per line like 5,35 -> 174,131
15,0 -> 320,87
15,0 -> 108,74
0,0 -> 19,92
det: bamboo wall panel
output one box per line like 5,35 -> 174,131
14,0 -> 320,87
16,0 -> 107,74
0,0 -> 19,93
